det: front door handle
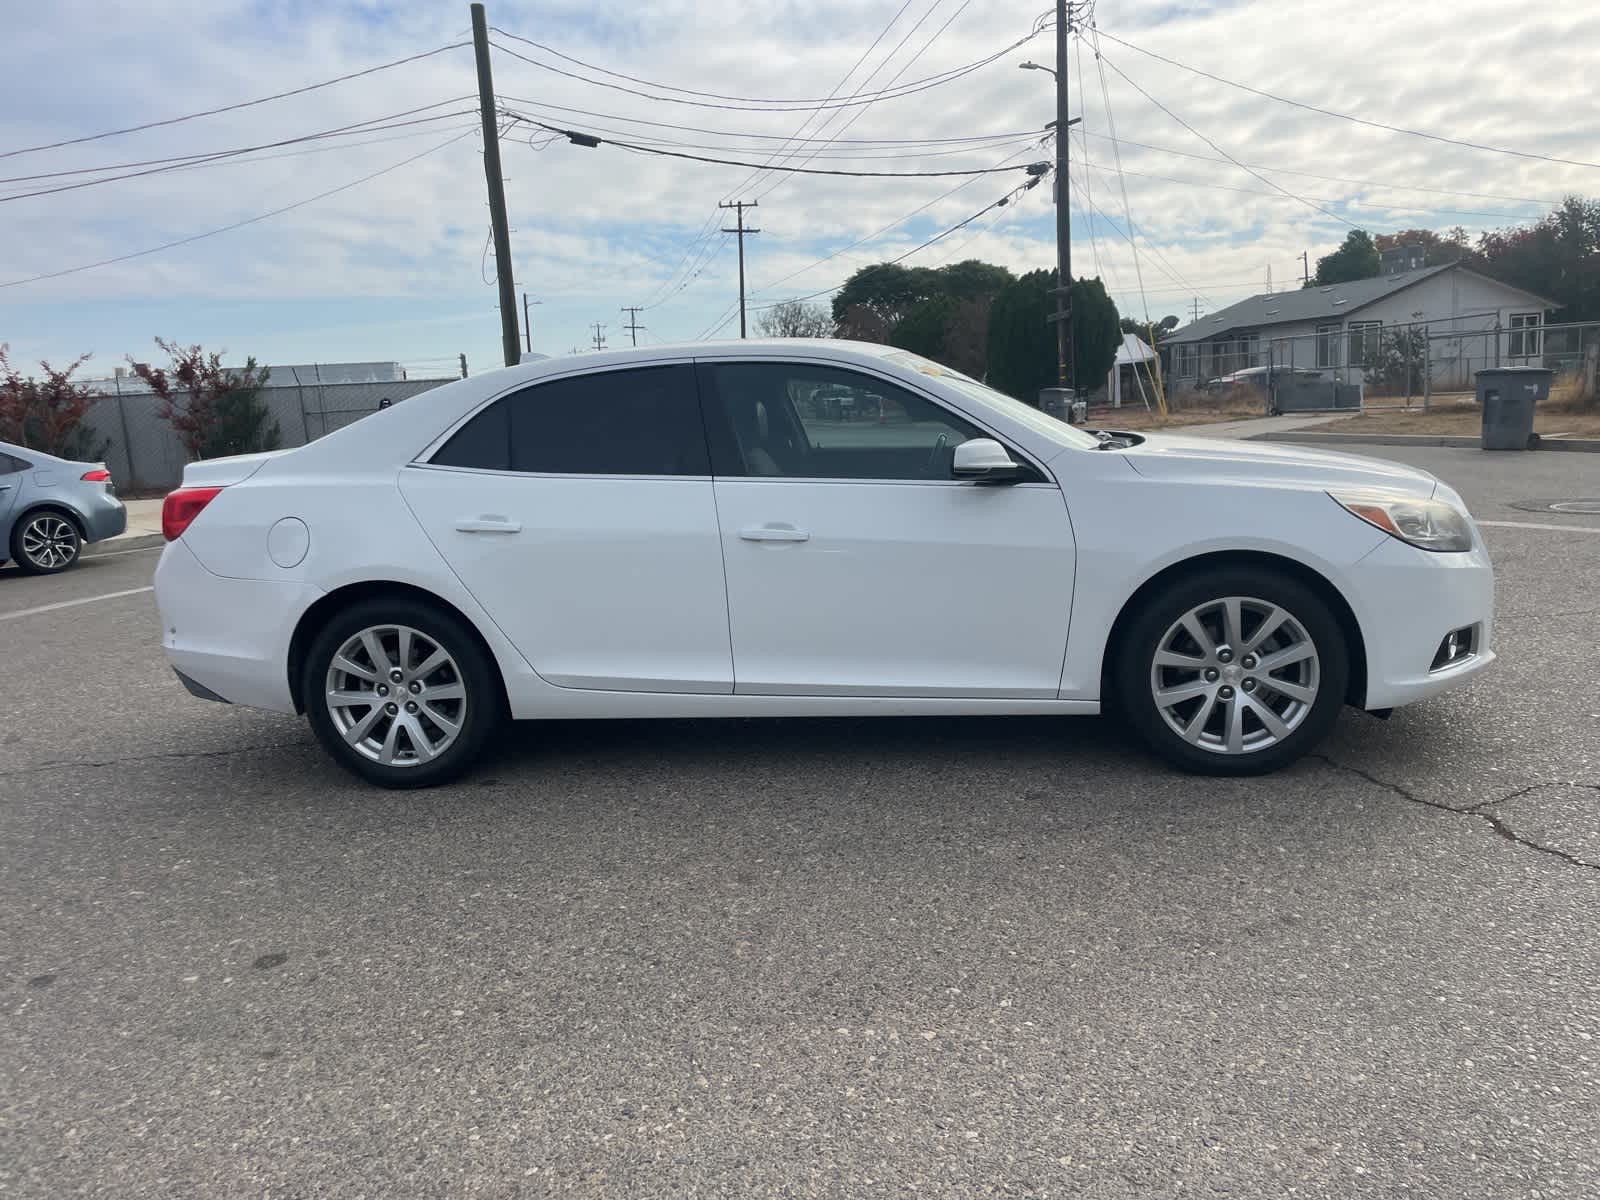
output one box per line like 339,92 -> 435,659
455,516 -> 522,534
739,525 -> 810,543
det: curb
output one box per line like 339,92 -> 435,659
1247,431 -> 1600,453
86,533 -> 164,557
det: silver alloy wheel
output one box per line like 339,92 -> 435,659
324,624 -> 468,767
1149,595 -> 1321,755
20,515 -> 78,569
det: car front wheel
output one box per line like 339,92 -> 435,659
302,598 -> 504,788
11,511 -> 81,574
1117,567 -> 1349,775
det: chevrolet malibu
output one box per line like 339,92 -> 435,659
152,341 -> 1493,788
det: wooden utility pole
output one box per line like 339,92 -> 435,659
591,323 -> 608,351
1051,0 -> 1073,393
620,305 -> 645,347
719,200 -> 760,338
470,3 -> 520,367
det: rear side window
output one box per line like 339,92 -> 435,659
428,365 -> 708,476
432,401 -> 510,470
0,452 -> 34,474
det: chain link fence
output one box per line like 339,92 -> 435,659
76,375 -> 458,491
1165,321 -> 1600,412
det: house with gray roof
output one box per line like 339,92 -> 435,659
1165,262 -> 1556,390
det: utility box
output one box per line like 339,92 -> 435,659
1038,387 -> 1074,422
1475,367 -> 1552,450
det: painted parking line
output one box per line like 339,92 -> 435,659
1479,519 -> 1600,535
0,586 -> 154,622
84,544 -> 164,560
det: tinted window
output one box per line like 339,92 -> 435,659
701,362 -> 988,481
510,365 -> 707,475
0,453 -> 27,474
432,400 -> 510,470
429,365 -> 708,476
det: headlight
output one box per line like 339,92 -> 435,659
1330,492 -> 1475,553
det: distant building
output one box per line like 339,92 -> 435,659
1165,263 -> 1555,389
86,360 -> 408,394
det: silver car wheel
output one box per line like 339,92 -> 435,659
324,624 -> 468,767
1149,595 -> 1321,755
20,515 -> 78,569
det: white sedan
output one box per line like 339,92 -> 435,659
152,341 -> 1493,788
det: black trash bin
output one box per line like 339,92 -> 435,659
1475,366 -> 1552,450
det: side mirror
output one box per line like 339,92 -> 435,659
951,437 -> 1022,482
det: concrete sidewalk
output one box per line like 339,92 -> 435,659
112,498 -> 162,541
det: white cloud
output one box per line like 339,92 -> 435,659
1,0 -> 1597,368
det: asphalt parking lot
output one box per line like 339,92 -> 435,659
3,442 -> 1598,1199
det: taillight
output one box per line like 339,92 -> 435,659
162,486 -> 223,541
80,468 -> 111,482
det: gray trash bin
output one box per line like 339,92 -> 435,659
1475,366 -> 1552,450
1037,386 -> 1073,422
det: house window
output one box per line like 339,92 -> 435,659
1509,312 -> 1542,358
1348,320 -> 1383,367
1316,323 -> 1341,368
1175,344 -> 1198,380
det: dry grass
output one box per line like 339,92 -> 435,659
1086,400 -> 1265,431
1301,380 -> 1600,438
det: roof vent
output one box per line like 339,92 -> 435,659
1319,287 -> 1333,294
1333,298 -> 1347,306
1265,308 -> 1279,315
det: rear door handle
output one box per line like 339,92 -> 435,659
455,516 -> 522,534
739,525 -> 810,543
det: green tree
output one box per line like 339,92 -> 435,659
1310,230 -> 1381,286
936,259 -> 1015,301
1477,195 -> 1600,321
0,345 -> 107,460
131,338 -> 280,460
888,296 -> 955,360
986,270 -> 1121,401
829,263 -> 941,326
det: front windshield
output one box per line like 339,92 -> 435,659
879,350 -> 1102,451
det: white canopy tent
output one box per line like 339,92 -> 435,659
1108,333 -> 1158,409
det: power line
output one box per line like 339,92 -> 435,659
0,129 -> 474,289
1089,40 -> 1358,230
1075,129 -> 1560,207
486,24 -> 1039,112
0,104 -> 481,202
1093,28 -> 1600,173
510,119 -> 1048,178
731,0 -> 921,203
755,0 -> 978,201
492,94 -> 1046,148
0,43 -> 470,161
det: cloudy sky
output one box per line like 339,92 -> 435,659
2,0 -> 1597,378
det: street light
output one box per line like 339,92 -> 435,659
1018,60 -> 1057,79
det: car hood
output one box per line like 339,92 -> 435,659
1116,431 -> 1438,498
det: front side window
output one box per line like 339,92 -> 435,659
701,361 -> 1003,481
1508,312 -> 1542,359
430,364 -> 708,476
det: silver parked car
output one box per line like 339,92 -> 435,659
0,442 -> 127,573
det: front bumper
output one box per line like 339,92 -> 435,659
153,538 -> 321,713
1350,534 -> 1495,710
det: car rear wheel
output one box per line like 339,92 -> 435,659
11,511 -> 81,574
1116,567 -> 1349,775
302,597 -> 504,789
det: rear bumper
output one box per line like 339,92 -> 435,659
80,493 -> 126,542
1350,535 -> 1495,710
153,539 -> 320,713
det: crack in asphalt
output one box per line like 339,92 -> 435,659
0,741 -> 308,780
1312,755 -> 1600,873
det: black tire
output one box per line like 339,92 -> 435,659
10,509 -> 82,575
1115,566 -> 1349,776
302,596 -> 505,789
